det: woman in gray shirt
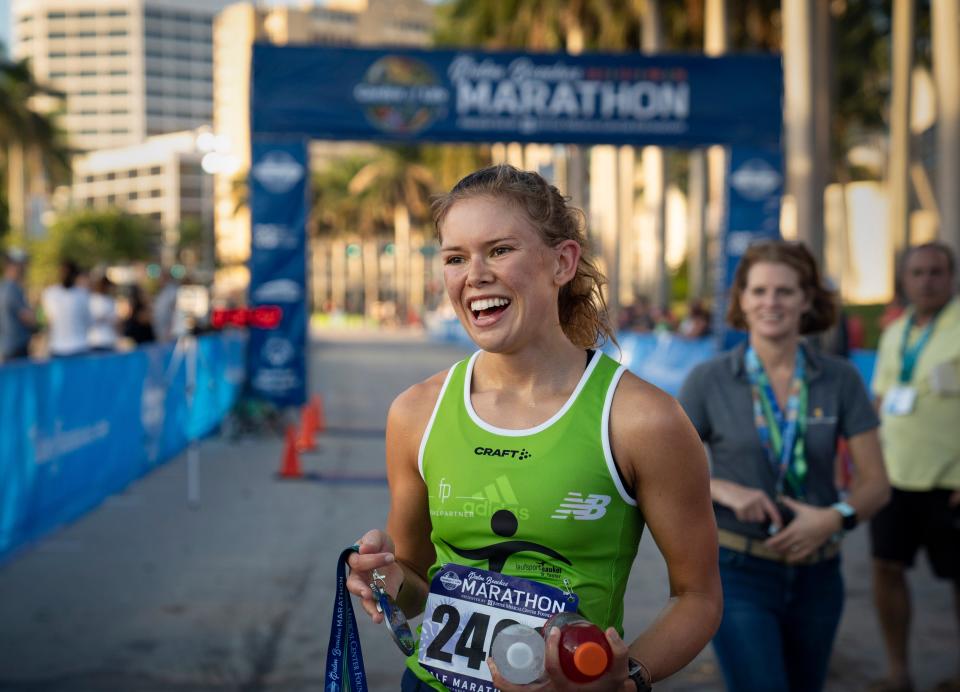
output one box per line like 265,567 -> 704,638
678,240 -> 890,692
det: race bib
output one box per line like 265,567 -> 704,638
882,386 -> 917,416
418,564 -> 578,690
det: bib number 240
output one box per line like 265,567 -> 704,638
424,605 -> 520,670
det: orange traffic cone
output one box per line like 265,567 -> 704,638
312,394 -> 326,434
278,425 -> 303,479
297,402 -> 318,452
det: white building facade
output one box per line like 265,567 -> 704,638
12,0 -> 230,152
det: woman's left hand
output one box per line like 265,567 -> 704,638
764,497 -> 841,563
487,627 -> 635,692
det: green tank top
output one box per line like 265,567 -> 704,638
407,350 -> 645,688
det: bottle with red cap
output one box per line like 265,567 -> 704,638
542,612 -> 613,682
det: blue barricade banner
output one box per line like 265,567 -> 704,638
0,332 -> 247,563
251,45 -> 782,149
248,138 -> 309,407
713,145 -> 784,349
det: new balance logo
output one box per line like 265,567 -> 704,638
551,493 -> 611,520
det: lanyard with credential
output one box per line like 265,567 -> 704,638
898,312 -> 938,383
325,546 -> 368,692
745,347 -> 808,498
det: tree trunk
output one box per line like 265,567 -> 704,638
363,237 -> 380,322
887,0 -> 914,260
642,0 -> 668,310
394,205 -> 411,323
7,142 -> 26,240
932,0 -> 960,259
331,238 -> 347,314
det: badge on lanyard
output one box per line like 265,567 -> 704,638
882,385 -> 918,416
418,563 -> 578,690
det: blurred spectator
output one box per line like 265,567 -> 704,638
869,241 -> 960,692
152,270 -> 183,342
88,273 -> 119,352
0,248 -> 37,363
122,284 -> 155,345
620,295 -> 655,332
679,299 -> 711,339
652,304 -> 677,333
42,260 -> 91,357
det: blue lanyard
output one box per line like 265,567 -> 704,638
325,546 -> 368,692
898,312 -> 938,383
745,347 -> 808,497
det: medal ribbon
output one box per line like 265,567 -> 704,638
745,347 -> 808,498
898,312 -> 939,384
324,546 -> 368,692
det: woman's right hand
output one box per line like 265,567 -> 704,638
711,479 -> 783,528
345,529 -> 404,624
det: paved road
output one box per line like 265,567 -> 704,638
0,329 -> 955,691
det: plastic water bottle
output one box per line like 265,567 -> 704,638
490,623 -> 545,685
542,612 -> 612,682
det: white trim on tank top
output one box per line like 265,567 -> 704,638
601,365 -> 637,506
417,364 -> 458,480
463,349 -> 602,437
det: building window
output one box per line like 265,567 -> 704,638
50,32 -> 66,39
110,128 -> 128,134
108,29 -> 126,37
47,11 -> 66,19
79,50 -> 95,57
78,31 -> 96,38
50,71 -> 67,78
77,11 -> 95,18
109,50 -> 127,57
107,9 -> 127,17
109,70 -> 127,76
149,166 -> 162,175
151,190 -> 162,198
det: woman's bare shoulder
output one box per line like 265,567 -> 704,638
388,367 -> 455,432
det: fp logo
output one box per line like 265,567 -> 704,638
437,477 -> 452,504
551,493 -> 611,520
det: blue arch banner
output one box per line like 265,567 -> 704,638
251,45 -> 782,148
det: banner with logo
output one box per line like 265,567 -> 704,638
0,332 -> 247,563
714,146 -> 784,349
248,138 -> 309,407
251,45 -> 782,149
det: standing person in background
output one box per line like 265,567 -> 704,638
122,284 -> 155,346
152,270 -> 181,342
346,165 -> 721,692
869,242 -> 960,692
0,248 -> 37,363
88,272 -> 119,352
42,260 -> 91,357
678,240 -> 890,692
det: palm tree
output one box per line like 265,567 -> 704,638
0,59 -> 71,242
346,146 -> 436,323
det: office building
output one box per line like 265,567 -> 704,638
12,0 -> 230,152
212,0 -> 434,293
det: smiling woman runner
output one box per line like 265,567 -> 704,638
346,164 -> 721,692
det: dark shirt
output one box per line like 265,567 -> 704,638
678,341 -> 879,539
0,279 -> 33,359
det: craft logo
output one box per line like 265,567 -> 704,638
439,570 -> 462,591
353,55 -> 450,134
730,158 -> 782,201
474,446 -> 531,460
252,150 -> 304,194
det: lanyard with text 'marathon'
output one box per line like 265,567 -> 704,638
898,312 -> 939,383
745,347 -> 808,498
325,546 -> 368,692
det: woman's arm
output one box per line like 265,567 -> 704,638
612,375 -> 723,683
765,428 -> 890,560
346,375 -> 442,622
710,477 -> 784,527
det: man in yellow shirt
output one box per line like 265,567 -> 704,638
871,242 -> 960,692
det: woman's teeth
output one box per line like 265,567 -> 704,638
470,297 -> 510,312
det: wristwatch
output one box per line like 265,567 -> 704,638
627,657 -> 653,692
831,501 -> 858,532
